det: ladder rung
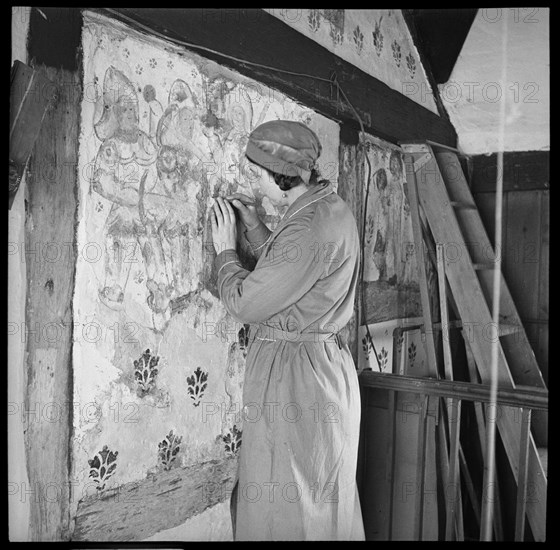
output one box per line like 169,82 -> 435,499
473,263 -> 496,271
498,323 -> 523,337
450,201 -> 477,210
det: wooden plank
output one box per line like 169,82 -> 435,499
413,394 -> 429,540
386,390 -> 397,540
436,410 -> 451,539
515,409 -> 532,541
24,66 -> 79,541
537,191 -> 549,383
470,151 -> 550,193
459,446 -> 480,528
97,8 -> 458,147
403,154 -> 439,377
464,340 -> 504,540
436,244 -> 453,381
358,372 -> 548,411
445,399 -> 462,540
73,458 -> 237,541
9,60 -> 55,208
504,191 -> 541,324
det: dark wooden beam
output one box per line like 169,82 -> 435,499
94,8 -> 457,147
73,458 -> 237,541
24,65 -> 79,542
470,151 -> 550,193
359,372 -> 549,411
24,7 -> 83,541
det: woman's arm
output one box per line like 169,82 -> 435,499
243,221 -> 272,261
215,219 -> 328,324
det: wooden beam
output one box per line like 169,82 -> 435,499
24,65 -> 79,541
73,458 -> 237,541
470,151 -> 549,193
94,8 -> 457,147
9,61 -> 54,208
359,372 -> 548,411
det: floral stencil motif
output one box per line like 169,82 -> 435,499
308,9 -> 320,32
391,40 -> 402,67
377,347 -> 389,371
353,26 -> 364,54
187,366 -> 208,407
396,331 -> 404,352
157,430 -> 182,470
134,349 -> 160,396
222,425 -> 242,457
362,332 -> 373,361
366,215 -> 375,245
408,341 -> 417,367
88,445 -> 118,491
372,18 -> 384,56
149,58 -> 157,69
406,52 -> 416,78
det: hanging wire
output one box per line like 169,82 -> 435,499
102,7 -> 382,370
480,13 -> 508,542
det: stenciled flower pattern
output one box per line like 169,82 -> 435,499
377,347 -> 389,371
362,332 -> 373,361
308,9 -> 320,32
223,425 -> 242,457
396,331 -> 404,353
408,341 -> 417,367
134,349 -> 160,396
157,430 -> 183,471
406,52 -> 417,78
372,18 -> 384,56
187,366 -> 208,407
353,26 -> 364,54
391,40 -> 402,67
88,445 -> 118,491
366,215 -> 375,245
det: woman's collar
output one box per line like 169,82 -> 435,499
281,180 -> 334,222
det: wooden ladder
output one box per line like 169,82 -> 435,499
401,141 -> 547,541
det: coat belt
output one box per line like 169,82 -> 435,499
252,325 -> 343,348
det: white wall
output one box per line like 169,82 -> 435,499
9,5 -> 32,543
441,8 -> 549,154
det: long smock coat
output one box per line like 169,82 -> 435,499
214,180 -> 365,541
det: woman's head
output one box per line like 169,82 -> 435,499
244,120 -> 324,205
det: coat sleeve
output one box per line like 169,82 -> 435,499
243,220 -> 272,260
214,219 -> 327,324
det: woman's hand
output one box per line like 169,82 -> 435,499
226,193 -> 261,230
211,197 -> 238,254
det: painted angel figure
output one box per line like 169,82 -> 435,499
139,78 -> 208,326
92,66 -> 158,311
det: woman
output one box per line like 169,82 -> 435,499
211,120 -> 365,541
